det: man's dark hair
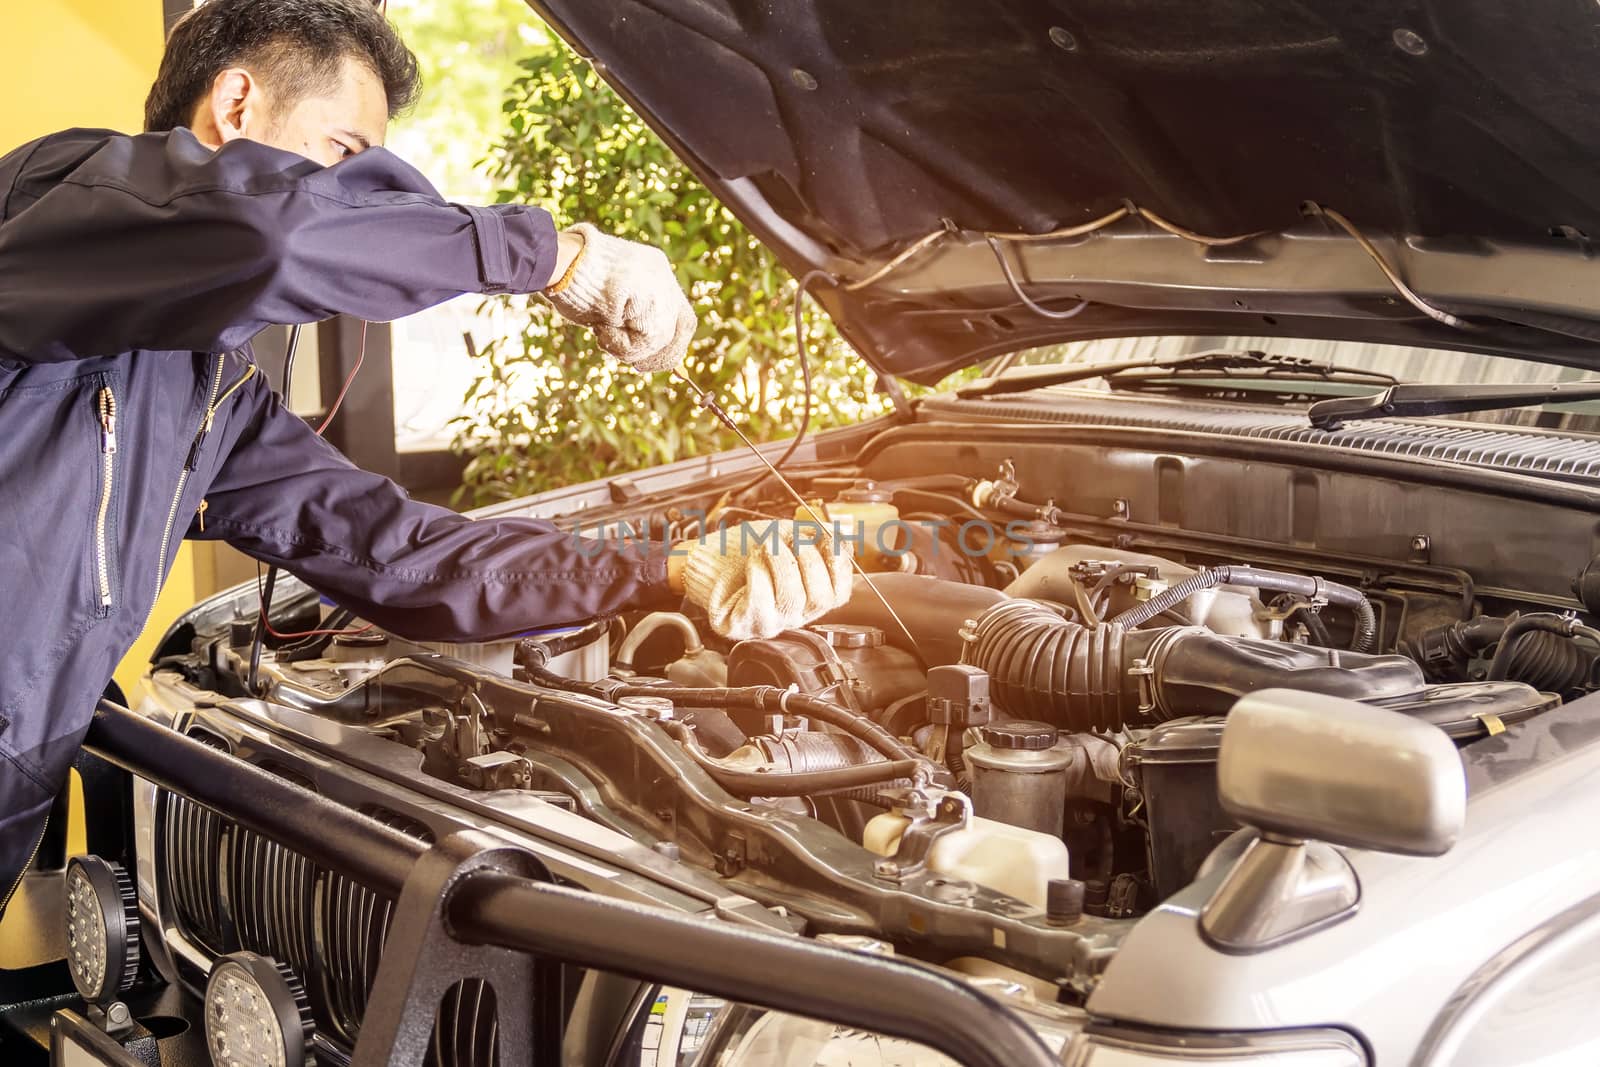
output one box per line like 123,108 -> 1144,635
144,0 -> 420,133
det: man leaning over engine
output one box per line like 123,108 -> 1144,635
0,0 -> 849,914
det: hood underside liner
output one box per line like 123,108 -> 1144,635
531,0 -> 1600,378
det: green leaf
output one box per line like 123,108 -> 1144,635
449,25 -> 887,507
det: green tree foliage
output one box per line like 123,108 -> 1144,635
386,0 -> 537,201
450,42 -> 894,505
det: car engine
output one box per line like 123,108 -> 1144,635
152,453 -> 1597,999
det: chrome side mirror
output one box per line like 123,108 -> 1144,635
1201,689 -> 1467,952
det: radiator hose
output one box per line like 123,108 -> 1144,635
1108,564 -> 1378,652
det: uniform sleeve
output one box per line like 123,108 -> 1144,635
0,128 -> 559,363
191,373 -> 675,642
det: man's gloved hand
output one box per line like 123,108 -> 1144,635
670,522 -> 853,640
544,223 -> 697,372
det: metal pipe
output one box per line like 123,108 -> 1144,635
85,700 -> 423,893
448,870 -> 1061,1067
516,652 -> 929,767
1111,564 -> 1378,651
668,723 -> 917,796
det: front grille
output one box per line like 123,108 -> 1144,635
160,785 -> 499,1067
161,779 -> 226,952
318,846 -> 394,1042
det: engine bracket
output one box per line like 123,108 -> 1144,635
873,790 -> 971,883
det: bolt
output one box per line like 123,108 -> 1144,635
106,1002 -> 131,1026
1393,27 -> 1429,56
1112,498 -> 1129,517
1411,534 -> 1431,553
875,860 -> 900,877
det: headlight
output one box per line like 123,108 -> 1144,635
664,985 -> 1079,1066
1063,1027 -> 1366,1066
700,1007 -> 962,1066
203,951 -> 314,1067
62,855 -> 140,1004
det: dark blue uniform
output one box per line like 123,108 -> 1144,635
0,128 -> 669,902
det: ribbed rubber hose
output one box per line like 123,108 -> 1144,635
1487,614 -> 1600,683
961,600 -> 1129,732
1507,632 -> 1596,692
1110,564 -> 1378,652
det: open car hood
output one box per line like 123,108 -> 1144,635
528,0 -> 1600,384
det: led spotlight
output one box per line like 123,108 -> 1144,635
204,952 -> 314,1067
62,855 -> 140,1004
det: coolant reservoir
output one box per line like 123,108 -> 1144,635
796,485 -> 900,565
862,809 -> 1070,911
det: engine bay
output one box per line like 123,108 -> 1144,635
154,431 -> 1600,995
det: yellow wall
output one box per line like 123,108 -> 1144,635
1,1 -> 206,702
0,0 -> 168,961
0,1 -> 165,147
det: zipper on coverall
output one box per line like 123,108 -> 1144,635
151,356 -> 257,606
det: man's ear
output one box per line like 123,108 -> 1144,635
194,67 -> 270,147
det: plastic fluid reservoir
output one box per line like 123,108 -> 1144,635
966,721 -> 1071,838
418,624 -> 609,682
796,484 -> 900,565
862,808 -> 1070,911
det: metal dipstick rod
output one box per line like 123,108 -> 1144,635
670,368 -> 928,664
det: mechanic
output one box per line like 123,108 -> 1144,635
0,0 -> 850,912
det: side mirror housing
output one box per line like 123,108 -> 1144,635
1201,690 -> 1468,953
1218,688 -> 1466,856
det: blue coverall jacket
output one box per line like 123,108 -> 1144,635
0,127 -> 670,904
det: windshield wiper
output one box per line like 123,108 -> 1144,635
1308,380 -> 1600,429
958,349 -> 1394,399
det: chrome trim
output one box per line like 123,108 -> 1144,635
1065,1022 -> 1367,1065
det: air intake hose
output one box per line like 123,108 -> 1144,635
1485,613 -> 1600,688
961,601 -> 1130,732
1412,614 -> 1599,695
1109,565 -> 1378,652
961,599 -> 1423,732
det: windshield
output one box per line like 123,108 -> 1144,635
991,334 -> 1600,432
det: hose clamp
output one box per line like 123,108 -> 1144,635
1128,657 -> 1157,717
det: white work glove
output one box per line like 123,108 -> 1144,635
681,522 -> 853,640
544,222 -> 697,372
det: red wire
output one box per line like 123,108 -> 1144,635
314,319 -> 368,435
268,619 -> 377,641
